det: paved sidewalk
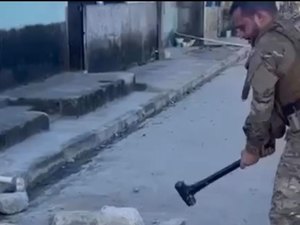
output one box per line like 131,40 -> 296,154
0,45 -> 250,200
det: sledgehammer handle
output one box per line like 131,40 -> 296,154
190,160 -> 241,195
0,176 -> 13,184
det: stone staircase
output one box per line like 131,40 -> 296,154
0,71 -> 136,191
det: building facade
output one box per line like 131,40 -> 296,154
0,1 -> 234,90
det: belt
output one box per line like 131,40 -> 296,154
282,99 -> 300,131
282,99 -> 300,118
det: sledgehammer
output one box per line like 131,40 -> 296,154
175,160 -> 241,206
0,175 -> 29,215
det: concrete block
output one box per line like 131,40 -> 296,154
51,207 -> 144,225
51,211 -> 100,225
0,106 -> 49,152
1,72 -> 136,116
99,206 -> 145,225
0,192 -> 29,215
0,223 -> 17,225
159,218 -> 186,225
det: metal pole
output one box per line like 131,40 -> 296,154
156,1 -> 163,60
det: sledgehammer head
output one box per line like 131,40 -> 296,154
175,181 -> 196,207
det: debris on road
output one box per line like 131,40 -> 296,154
152,219 -> 160,224
159,218 -> 186,225
0,176 -> 29,215
100,206 -> 144,225
133,187 -> 140,193
0,192 -> 29,215
51,206 -> 145,225
51,210 -> 100,225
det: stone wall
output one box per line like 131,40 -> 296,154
162,2 -> 178,47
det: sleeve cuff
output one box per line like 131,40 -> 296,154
245,139 -> 276,158
245,142 -> 261,156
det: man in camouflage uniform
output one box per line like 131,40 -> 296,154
230,2 -> 300,224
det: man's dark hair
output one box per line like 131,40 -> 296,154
229,1 -> 278,16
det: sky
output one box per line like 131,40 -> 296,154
0,2 -> 67,30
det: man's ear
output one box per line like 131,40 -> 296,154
254,10 -> 271,26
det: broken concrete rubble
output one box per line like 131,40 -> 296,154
51,206 -> 145,225
100,206 -> 144,225
51,206 -> 187,225
0,192 -> 29,215
51,210 -> 100,225
158,218 -> 186,225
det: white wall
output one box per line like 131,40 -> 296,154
0,1 -> 67,30
203,1 -> 221,44
162,2 -> 178,47
85,2 -> 157,72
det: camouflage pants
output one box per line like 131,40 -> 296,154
270,130 -> 300,225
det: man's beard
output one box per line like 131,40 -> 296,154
249,25 -> 260,47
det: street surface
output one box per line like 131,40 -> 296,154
13,62 -> 284,225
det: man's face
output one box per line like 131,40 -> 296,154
232,8 -> 260,43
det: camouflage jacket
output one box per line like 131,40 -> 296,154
242,18 -> 297,157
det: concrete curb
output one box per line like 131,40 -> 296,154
24,47 -> 250,194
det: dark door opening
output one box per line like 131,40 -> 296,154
67,2 -> 97,71
67,2 -> 85,71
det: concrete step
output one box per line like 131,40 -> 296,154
0,91 -> 158,193
0,106 -> 49,152
0,72 -> 135,117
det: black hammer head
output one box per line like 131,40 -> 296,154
175,181 -> 196,207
